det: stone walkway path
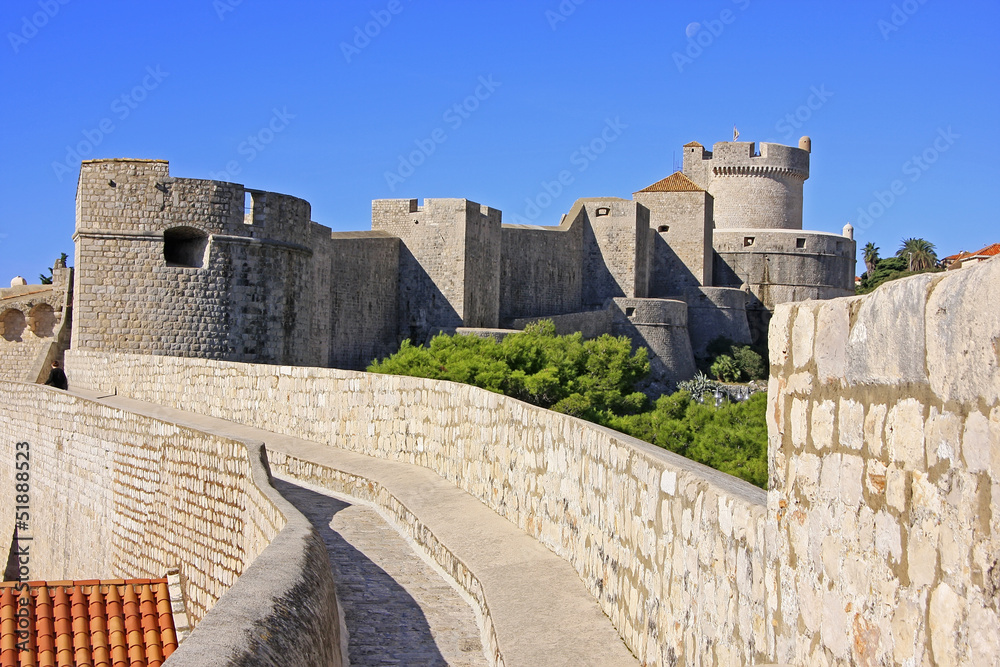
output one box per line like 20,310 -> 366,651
75,388 -> 638,667
273,477 -> 488,667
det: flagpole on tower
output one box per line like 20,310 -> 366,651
733,125 -> 739,141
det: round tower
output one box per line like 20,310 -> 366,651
683,140 -> 810,230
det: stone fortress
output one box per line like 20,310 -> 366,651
4,137 -> 995,666
66,137 -> 854,386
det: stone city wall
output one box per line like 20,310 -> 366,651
73,159 -> 324,365
714,229 -> 856,310
372,198 -> 502,341
507,308 -> 613,340
326,231 -> 400,369
0,269 -> 72,383
766,257 -> 1000,665
609,297 -> 696,386
0,382 -> 343,666
499,213 -> 583,321
634,190 -> 713,294
66,350 -> 770,666
681,286 -> 753,357
581,199 -> 651,307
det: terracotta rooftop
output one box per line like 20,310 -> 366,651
0,578 -> 177,667
682,141 -> 703,148
944,242 -> 1000,263
635,172 -> 704,193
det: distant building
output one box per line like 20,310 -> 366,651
943,242 -> 1000,270
4,138 -> 856,388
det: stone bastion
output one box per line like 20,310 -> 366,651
1,256 -> 997,665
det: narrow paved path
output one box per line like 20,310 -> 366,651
73,388 -> 639,667
273,477 -> 488,667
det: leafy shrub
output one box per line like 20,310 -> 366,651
856,255 -> 942,294
368,320 -> 650,418
701,335 -> 768,381
370,322 -> 768,489
608,391 -> 768,488
710,355 -> 740,382
731,346 -> 766,380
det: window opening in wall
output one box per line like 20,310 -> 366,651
243,191 -> 253,224
836,241 -> 844,252
796,237 -> 806,249
164,227 -> 209,268
595,207 -> 611,217
658,225 -> 669,233
625,307 -> 636,317
1,309 -> 26,342
27,303 -> 56,338
744,236 -> 755,247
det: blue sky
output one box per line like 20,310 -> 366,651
1,0 -> 997,282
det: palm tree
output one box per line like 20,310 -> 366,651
896,238 -> 937,272
862,242 -> 880,275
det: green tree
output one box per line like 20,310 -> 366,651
710,355 -> 740,382
39,252 -> 69,285
370,322 -> 769,489
862,242 -> 880,275
897,237 -> 937,271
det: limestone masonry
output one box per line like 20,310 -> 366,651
58,137 -> 854,388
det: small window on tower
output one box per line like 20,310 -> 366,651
658,225 -> 669,233
164,227 -> 209,268
744,236 -> 755,247
625,307 -> 636,318
796,238 -> 806,249
595,207 -> 611,217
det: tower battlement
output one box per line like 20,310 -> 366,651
682,138 -> 812,230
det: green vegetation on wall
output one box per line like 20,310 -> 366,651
369,321 -> 768,488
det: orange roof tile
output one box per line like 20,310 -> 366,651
971,242 -> 1000,257
683,141 -> 703,148
635,171 -> 704,193
0,580 -> 176,667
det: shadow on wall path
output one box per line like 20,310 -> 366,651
271,477 -> 488,667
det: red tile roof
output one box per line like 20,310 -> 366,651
682,141 -> 703,148
0,578 -> 177,667
635,172 -> 704,193
972,242 -> 1000,257
944,242 -> 1000,264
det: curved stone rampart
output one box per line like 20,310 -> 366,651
73,159 -> 322,365
609,297 -> 696,385
0,383 -> 343,666
66,350 -> 769,666
682,286 -> 752,356
714,228 -> 856,309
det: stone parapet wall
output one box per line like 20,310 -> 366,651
506,307 -> 612,339
0,269 -> 72,382
682,286 -> 752,357
499,213 -> 583,320
66,350 -> 769,666
0,382 -> 343,666
766,257 -> 1000,665
713,229 -> 856,311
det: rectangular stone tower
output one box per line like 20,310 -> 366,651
633,172 -> 713,295
372,198 -> 501,341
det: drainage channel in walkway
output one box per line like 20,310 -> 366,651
272,476 -> 490,667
